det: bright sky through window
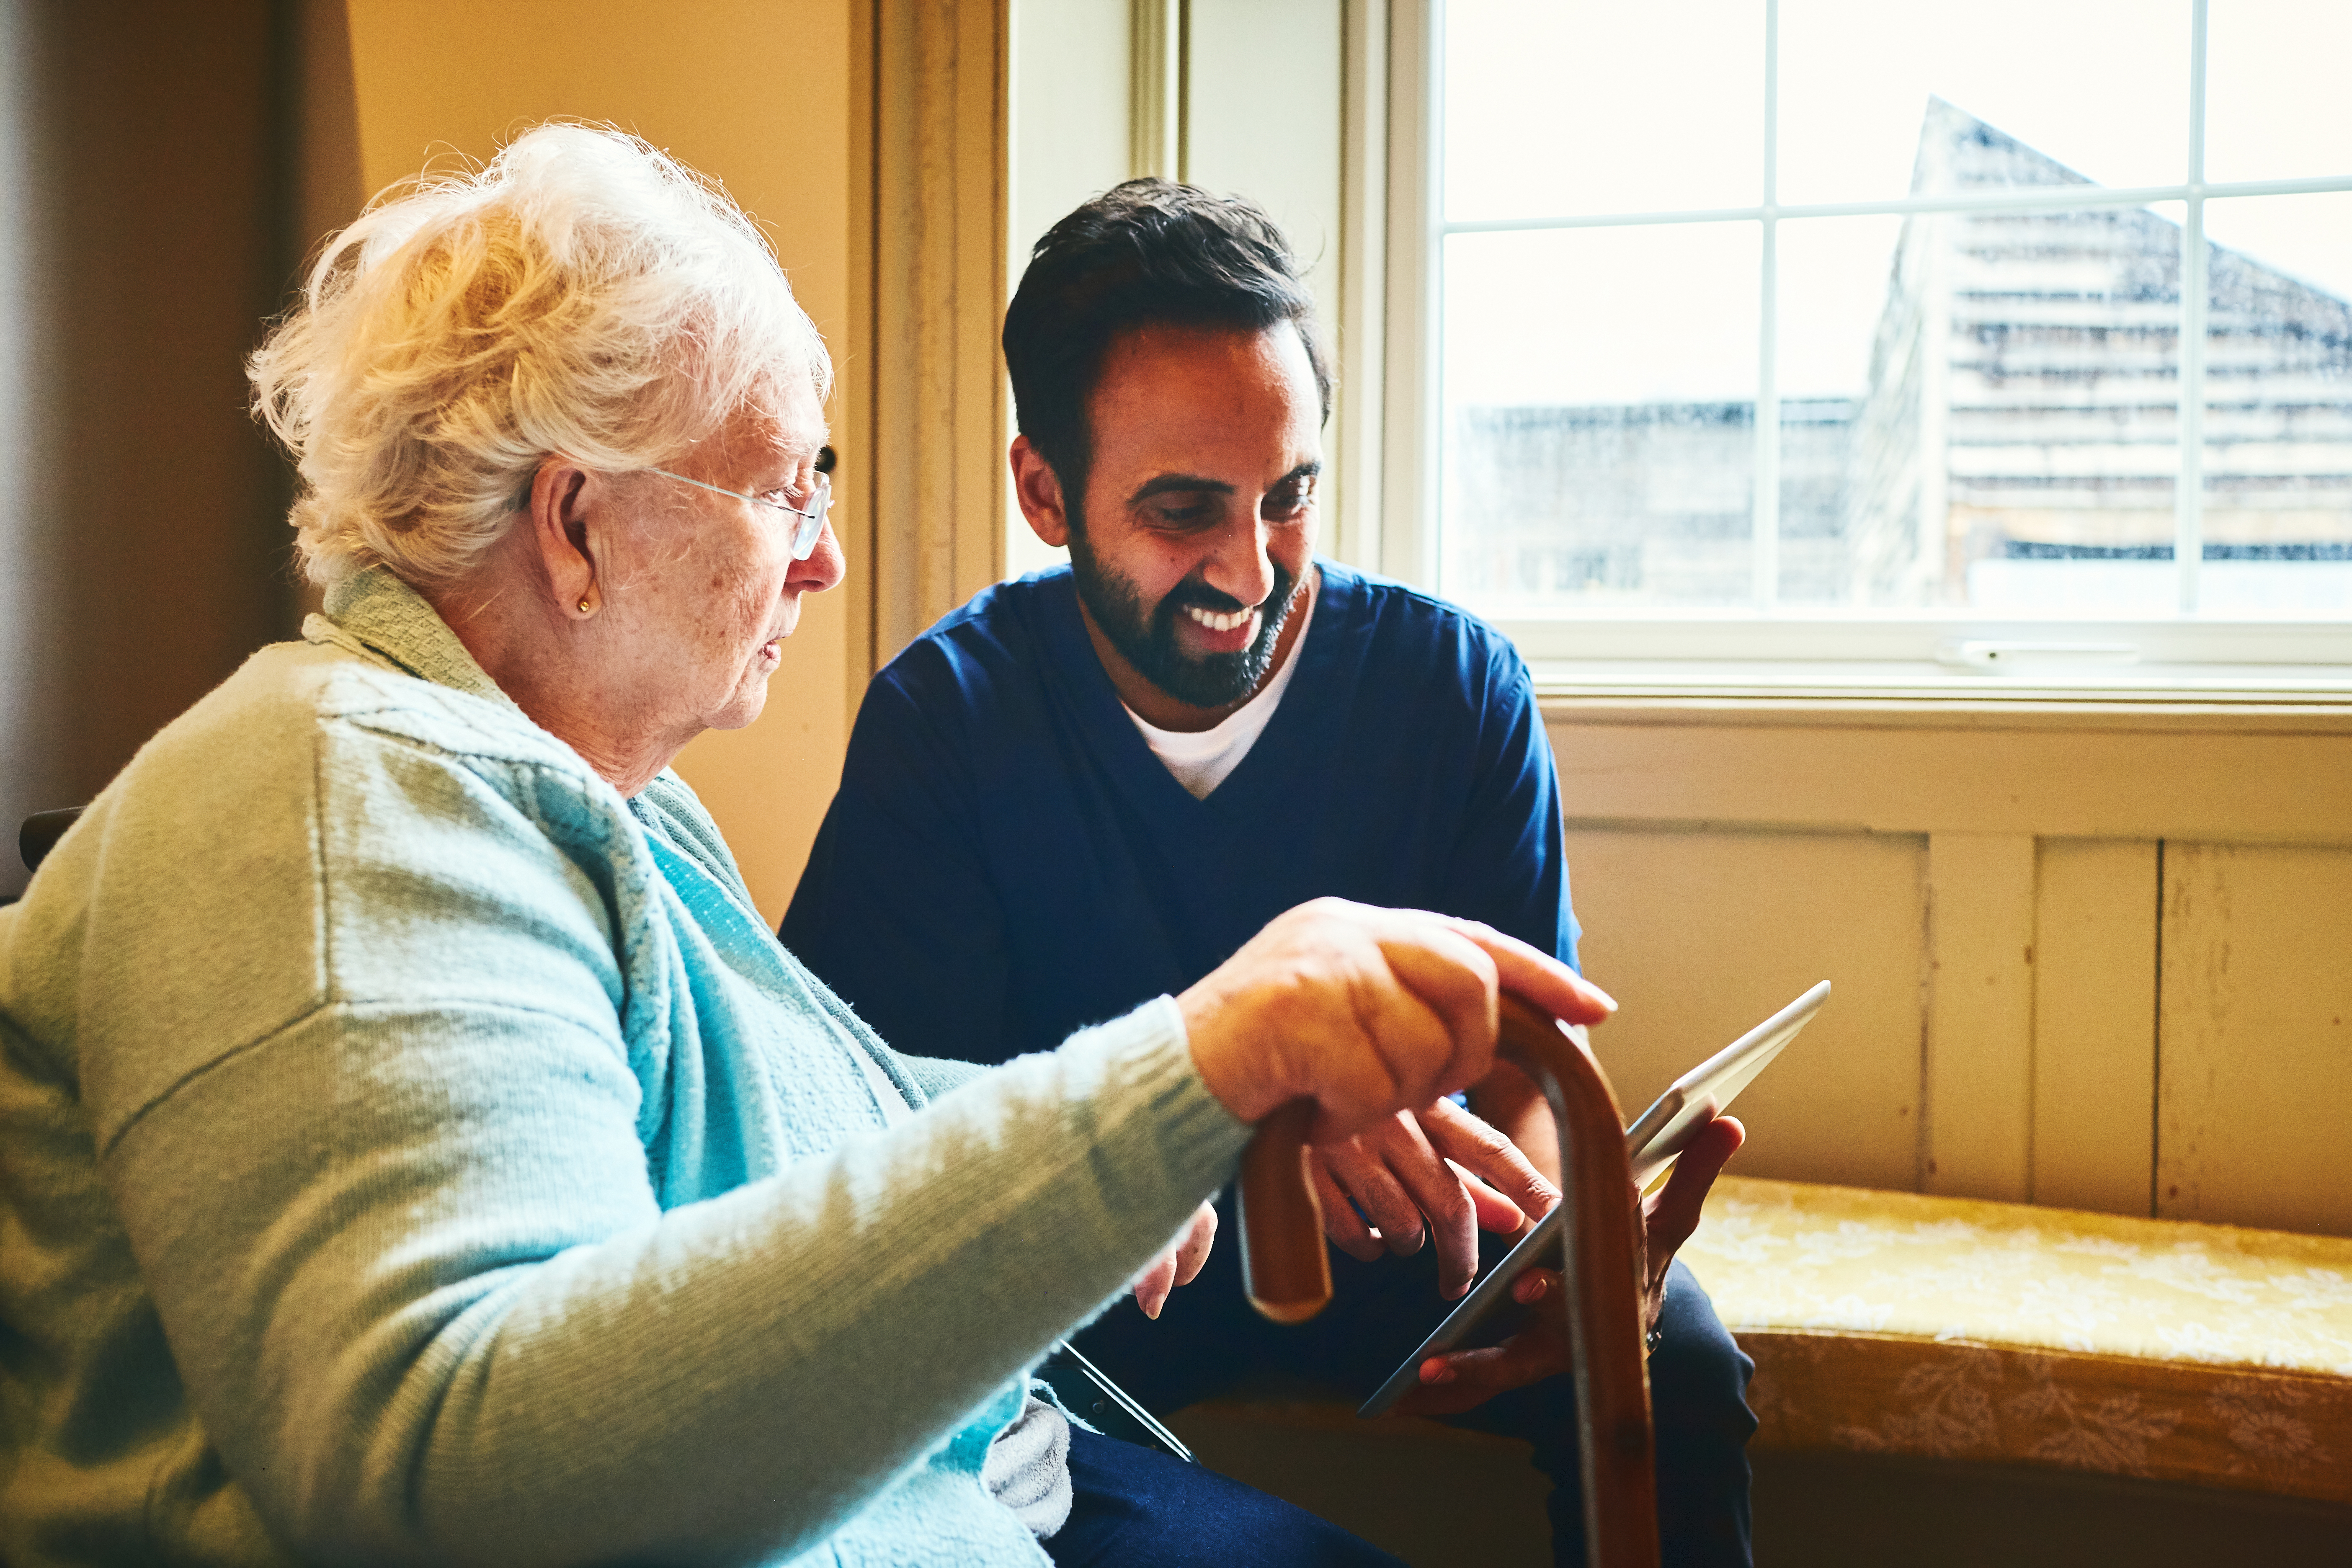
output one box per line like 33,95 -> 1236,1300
1444,0 -> 2352,407
1437,0 -> 2352,619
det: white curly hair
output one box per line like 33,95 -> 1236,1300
250,122 -> 830,587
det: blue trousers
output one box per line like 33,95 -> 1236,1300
1050,1425 -> 1404,1566
1063,1204 -> 1757,1568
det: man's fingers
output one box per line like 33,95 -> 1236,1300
1320,1136 -> 1428,1259
1420,1095 -> 1559,1225
1454,1163 -> 1529,1234
1387,1268 -> 1568,1417
1643,1116 -> 1746,1266
1310,1155 -> 1384,1262
1358,1112 -> 1479,1295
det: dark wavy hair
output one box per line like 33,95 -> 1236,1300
1002,179 -> 1333,519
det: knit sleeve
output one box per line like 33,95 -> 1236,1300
90,720 -> 1249,1567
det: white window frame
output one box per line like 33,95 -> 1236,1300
1373,0 -> 2352,696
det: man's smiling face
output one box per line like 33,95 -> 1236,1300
1047,320 -> 1323,720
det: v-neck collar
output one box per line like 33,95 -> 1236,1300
1040,560 -> 1359,824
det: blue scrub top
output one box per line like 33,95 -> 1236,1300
782,560 -> 1578,1067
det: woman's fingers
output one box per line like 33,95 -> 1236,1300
1131,1202 -> 1220,1318
1130,1250 -> 1179,1320
1371,917 -> 1500,1102
1434,916 -> 1617,1027
1169,1200 -> 1217,1289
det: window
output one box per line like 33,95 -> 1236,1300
1421,0 -> 2352,676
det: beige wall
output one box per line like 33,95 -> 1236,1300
342,0 -> 855,922
0,0 -> 295,900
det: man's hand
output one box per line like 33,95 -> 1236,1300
1637,1115 -> 1746,1335
1130,1201 -> 1217,1319
1390,1114 -> 1745,1418
1310,1099 -> 1559,1300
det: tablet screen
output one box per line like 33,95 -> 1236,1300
1357,981 -> 1830,1418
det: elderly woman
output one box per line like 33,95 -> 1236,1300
0,127 -> 1607,1565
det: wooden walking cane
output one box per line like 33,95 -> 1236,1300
1232,993 -> 1661,1568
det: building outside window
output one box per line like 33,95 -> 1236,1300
1434,0 -> 2352,668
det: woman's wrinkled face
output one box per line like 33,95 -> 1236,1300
599,376 -> 842,744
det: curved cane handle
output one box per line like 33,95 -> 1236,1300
1231,993 -> 1660,1568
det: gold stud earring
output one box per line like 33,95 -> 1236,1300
578,598 -> 592,615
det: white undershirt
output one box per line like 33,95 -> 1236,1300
1123,574 -> 1318,800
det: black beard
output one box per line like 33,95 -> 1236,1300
1068,519 -> 1300,711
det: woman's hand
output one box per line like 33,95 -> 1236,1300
1130,1201 -> 1218,1319
1178,899 -> 1614,1141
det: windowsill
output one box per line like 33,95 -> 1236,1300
1531,660 -> 2352,732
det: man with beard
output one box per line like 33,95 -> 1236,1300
781,180 -> 1756,1567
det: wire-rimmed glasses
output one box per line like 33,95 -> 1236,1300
647,464 -> 831,561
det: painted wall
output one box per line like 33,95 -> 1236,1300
0,0 -> 292,901
341,0 -> 855,922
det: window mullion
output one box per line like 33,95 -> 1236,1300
1381,0 -> 1443,591
1752,0 -> 1782,611
2177,0 -> 2209,614
1756,218 -> 1780,610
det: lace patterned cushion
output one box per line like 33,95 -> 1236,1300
1681,1178 -> 2352,1502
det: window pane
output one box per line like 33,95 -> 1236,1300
1781,205 -> 2184,612
2202,193 -> 2352,616
2205,1 -> 2352,185
1443,0 -> 1761,223
1442,224 -> 1760,609
1778,0 -> 2189,206
1775,215 -> 1903,605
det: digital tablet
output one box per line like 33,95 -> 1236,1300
1357,980 -> 1830,1418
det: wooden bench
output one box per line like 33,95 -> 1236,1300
1174,1176 -> 2352,1563
1678,1176 -> 2352,1505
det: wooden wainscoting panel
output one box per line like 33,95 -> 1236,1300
1924,833 -> 2038,1202
1561,827 -> 1927,1192
2159,844 -> 2352,1238
2032,839 -> 2159,1216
